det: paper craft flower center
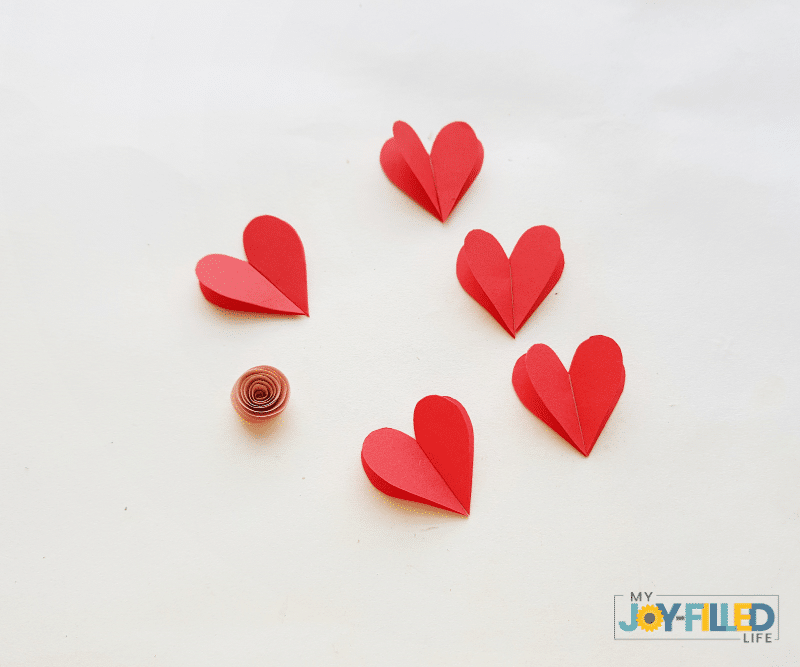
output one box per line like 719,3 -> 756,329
231,366 -> 290,422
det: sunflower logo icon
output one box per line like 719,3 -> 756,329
637,604 -> 664,632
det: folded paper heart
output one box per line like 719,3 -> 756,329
512,336 -> 625,456
361,395 -> 474,515
380,121 -> 483,222
457,226 -> 564,337
196,215 -> 308,315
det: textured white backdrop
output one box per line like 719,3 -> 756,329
1,1 -> 798,665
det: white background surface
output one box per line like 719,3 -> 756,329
1,1 -> 798,664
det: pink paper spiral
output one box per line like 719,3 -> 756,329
231,366 -> 290,423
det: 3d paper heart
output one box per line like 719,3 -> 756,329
512,336 -> 625,457
380,121 -> 483,222
457,226 -> 564,337
195,215 -> 308,315
361,395 -> 474,515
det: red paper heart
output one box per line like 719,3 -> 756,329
457,226 -> 564,337
512,336 -> 625,456
361,395 -> 474,515
195,215 -> 308,315
380,121 -> 483,222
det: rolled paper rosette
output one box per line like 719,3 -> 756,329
231,366 -> 290,423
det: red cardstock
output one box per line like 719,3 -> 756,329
195,215 -> 308,315
457,226 -> 564,337
361,395 -> 474,515
512,336 -> 625,456
380,121 -> 483,222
